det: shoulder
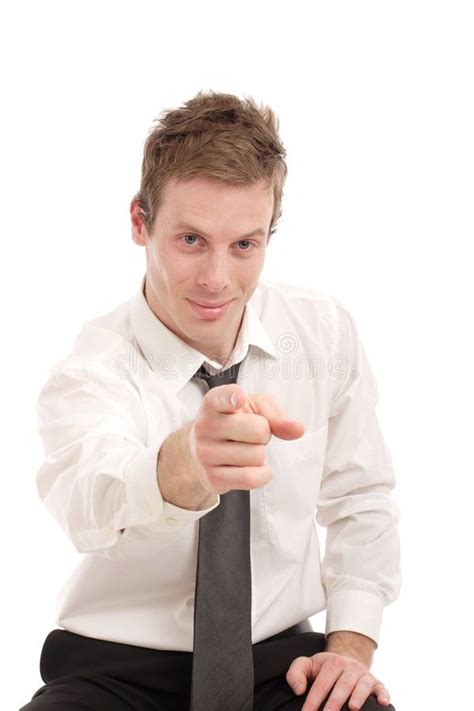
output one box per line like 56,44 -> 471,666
44,294 -> 140,394
254,277 -> 347,348
256,277 -> 334,305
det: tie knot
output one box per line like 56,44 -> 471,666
193,361 -> 242,389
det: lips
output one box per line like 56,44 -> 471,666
187,298 -> 234,320
191,299 -> 231,307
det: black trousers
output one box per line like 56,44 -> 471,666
20,621 -> 396,710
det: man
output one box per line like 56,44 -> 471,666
22,91 -> 400,710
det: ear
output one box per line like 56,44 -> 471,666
130,196 -> 148,246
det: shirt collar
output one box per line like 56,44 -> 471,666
129,274 -> 278,395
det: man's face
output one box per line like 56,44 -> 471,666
131,176 -> 274,363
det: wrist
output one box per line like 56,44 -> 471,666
324,630 -> 376,669
157,424 -> 211,510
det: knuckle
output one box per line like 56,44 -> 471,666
291,655 -> 307,667
194,441 -> 211,465
193,416 -> 207,440
205,466 -> 222,488
255,415 -> 272,442
342,672 -> 360,688
324,700 -> 344,711
253,444 -> 266,466
204,467 -> 216,486
328,655 -> 344,672
245,468 -> 259,490
286,656 -> 306,678
349,660 -> 364,675
358,673 -> 375,688
201,389 -> 214,408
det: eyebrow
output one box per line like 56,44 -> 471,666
174,222 -> 267,240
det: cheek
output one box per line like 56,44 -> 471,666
240,254 -> 264,284
169,256 -> 197,288
150,246 -> 190,288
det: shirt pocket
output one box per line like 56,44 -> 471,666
262,426 -> 328,560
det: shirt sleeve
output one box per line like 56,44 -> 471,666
315,299 -> 401,647
35,365 -> 220,557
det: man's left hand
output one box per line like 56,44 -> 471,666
285,651 -> 391,710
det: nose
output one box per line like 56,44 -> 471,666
197,251 -> 231,292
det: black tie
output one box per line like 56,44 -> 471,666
190,360 -> 254,711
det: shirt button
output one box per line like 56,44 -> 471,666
166,516 -> 178,525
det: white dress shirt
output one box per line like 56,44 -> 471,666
35,274 -> 400,652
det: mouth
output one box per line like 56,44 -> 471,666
186,298 -> 234,320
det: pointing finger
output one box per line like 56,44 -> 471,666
250,393 -> 305,440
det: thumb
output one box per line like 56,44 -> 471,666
227,386 -> 262,415
205,384 -> 250,414
286,657 -> 312,696
228,385 -> 250,411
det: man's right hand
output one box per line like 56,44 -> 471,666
189,383 -> 305,496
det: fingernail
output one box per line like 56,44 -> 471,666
230,393 -> 237,407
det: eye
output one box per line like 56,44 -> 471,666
180,234 -> 255,251
181,234 -> 200,246
236,240 -> 254,251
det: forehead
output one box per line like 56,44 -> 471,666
160,176 -> 273,225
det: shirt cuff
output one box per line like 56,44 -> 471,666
123,442 -> 221,531
162,492 -> 221,526
325,589 -> 384,646
123,443 -> 165,525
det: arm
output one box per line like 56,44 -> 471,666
35,365 -> 219,559
284,302 -> 398,707
157,420 -> 218,511
315,298 -> 401,648
324,630 -> 376,669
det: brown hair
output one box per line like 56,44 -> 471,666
134,90 -> 288,242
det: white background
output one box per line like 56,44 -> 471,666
2,1 -> 473,708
